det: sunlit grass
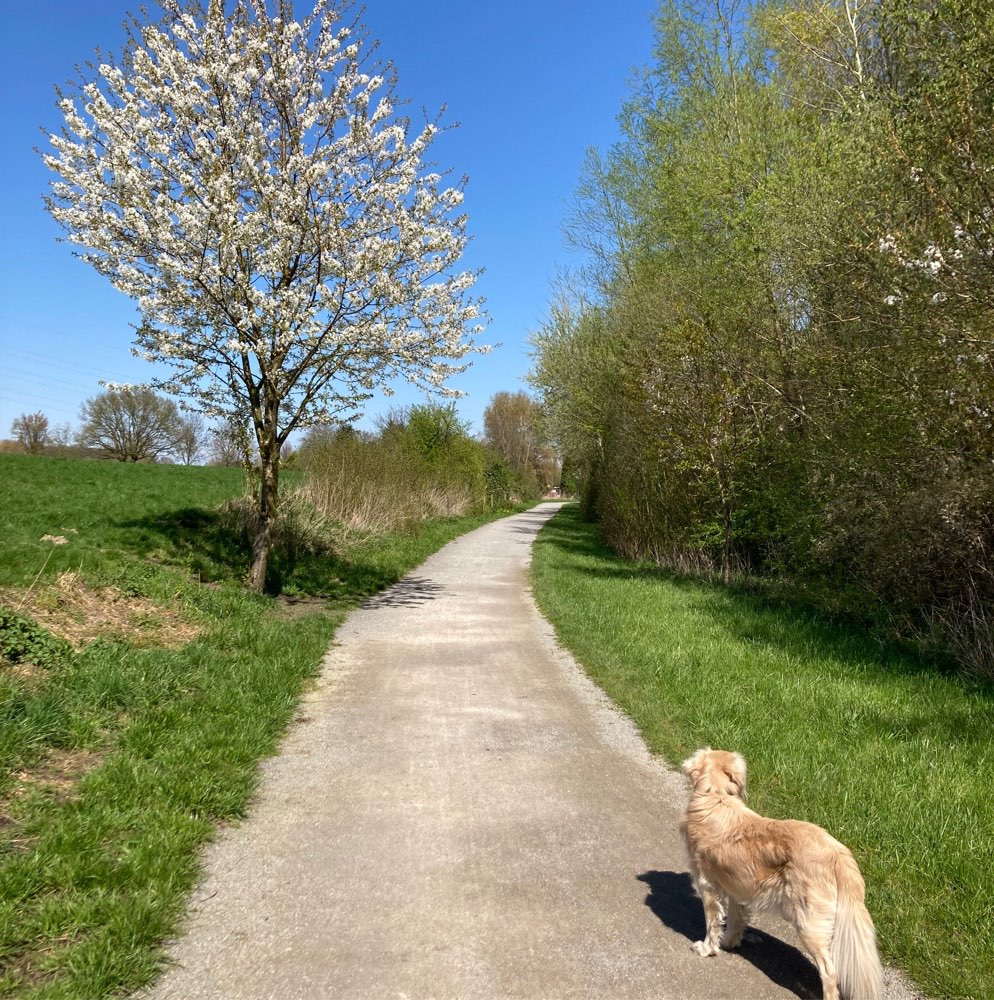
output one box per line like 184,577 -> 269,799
531,505 -> 994,1000
0,454 -> 518,998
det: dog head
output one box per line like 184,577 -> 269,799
681,747 -> 747,798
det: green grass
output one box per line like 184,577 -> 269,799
0,456 -> 248,588
0,454 -> 521,999
531,505 -> 994,1000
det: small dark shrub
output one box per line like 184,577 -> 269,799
0,607 -> 71,668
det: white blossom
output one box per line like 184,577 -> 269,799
43,0 -> 486,441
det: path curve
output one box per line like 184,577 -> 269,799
147,504 -> 917,1000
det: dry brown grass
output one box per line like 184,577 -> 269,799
4,660 -> 47,686
10,747 -> 103,803
1,571 -> 201,650
303,461 -> 472,538
1,747 -> 106,850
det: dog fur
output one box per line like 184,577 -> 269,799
680,748 -> 882,1000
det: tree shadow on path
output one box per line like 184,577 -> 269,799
509,507 -> 563,537
360,575 -> 445,609
637,870 -> 821,999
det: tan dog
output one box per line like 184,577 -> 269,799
680,748 -> 882,1000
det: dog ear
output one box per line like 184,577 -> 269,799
681,747 -> 710,779
722,753 -> 747,797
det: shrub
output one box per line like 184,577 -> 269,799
297,406 -> 516,535
0,607 -> 71,668
217,490 -> 336,561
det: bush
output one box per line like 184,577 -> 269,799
0,607 -> 71,668
296,406 -> 526,536
484,455 -> 544,509
299,431 -> 472,535
217,490 -> 336,562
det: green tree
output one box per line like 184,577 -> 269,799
482,391 -> 555,491
10,412 -> 50,455
531,0 -> 994,670
78,387 -> 182,462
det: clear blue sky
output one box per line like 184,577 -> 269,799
0,1 -> 655,440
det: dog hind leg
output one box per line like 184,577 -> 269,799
796,910 -> 839,1000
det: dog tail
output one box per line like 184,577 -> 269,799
832,850 -> 883,1000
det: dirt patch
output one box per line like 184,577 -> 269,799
1,931 -> 83,990
4,660 -> 47,685
1,746 -> 106,847
11,747 -> 104,801
1,571 -> 201,649
271,594 -> 336,620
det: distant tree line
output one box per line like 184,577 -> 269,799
8,389 -> 211,465
8,386 -> 558,480
531,0 -> 994,675
482,391 -> 561,497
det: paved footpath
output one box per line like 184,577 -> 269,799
148,504 -> 920,1000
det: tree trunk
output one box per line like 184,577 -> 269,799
249,447 -> 279,593
722,500 -> 734,585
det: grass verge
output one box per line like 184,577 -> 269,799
0,455 -> 521,998
531,505 -> 994,1000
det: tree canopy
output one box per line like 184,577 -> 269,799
78,387 -> 182,462
10,412 -> 50,455
531,0 -> 994,673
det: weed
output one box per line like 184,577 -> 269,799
0,608 -> 70,669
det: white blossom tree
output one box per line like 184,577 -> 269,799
43,0 -> 486,590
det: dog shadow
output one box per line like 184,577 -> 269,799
637,871 -> 822,999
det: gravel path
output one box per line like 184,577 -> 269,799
146,504 -> 922,1000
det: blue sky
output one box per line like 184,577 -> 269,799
0,1 -> 655,441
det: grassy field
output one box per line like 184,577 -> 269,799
0,454 -> 519,999
531,506 -> 994,1000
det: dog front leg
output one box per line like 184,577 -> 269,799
692,881 -> 726,957
720,899 -> 749,950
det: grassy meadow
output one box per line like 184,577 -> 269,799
531,506 -> 994,1000
0,454 -> 517,999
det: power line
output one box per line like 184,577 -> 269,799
0,378 -> 84,400
5,347 -> 141,384
1,316 -> 138,346
3,366 -> 104,394
0,384 -> 84,408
